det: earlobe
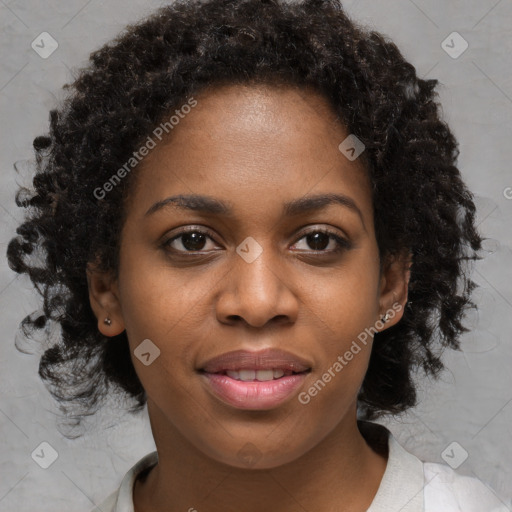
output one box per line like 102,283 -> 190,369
86,263 -> 125,337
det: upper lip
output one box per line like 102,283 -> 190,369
199,348 -> 312,373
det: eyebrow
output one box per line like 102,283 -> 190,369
145,192 -> 366,229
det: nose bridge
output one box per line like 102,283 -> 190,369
216,234 -> 297,327
235,234 -> 283,299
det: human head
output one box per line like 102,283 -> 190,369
7,0 -> 483,439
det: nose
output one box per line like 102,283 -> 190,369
215,242 -> 299,329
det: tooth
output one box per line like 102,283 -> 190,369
224,369 -> 288,381
255,370 -> 274,381
238,369 -> 256,381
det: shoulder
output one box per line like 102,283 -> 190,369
359,420 -> 509,512
423,462 -> 510,512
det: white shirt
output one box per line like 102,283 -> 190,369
89,421 -> 509,512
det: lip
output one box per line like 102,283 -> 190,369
198,348 -> 312,373
198,348 -> 312,410
201,372 -> 309,410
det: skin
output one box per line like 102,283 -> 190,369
87,83 -> 411,512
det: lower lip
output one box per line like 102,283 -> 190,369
200,371 -> 309,410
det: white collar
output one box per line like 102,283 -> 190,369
360,421 -> 425,511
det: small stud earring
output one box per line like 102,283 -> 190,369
104,317 -> 112,326
381,312 -> 390,323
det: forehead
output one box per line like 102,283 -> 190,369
128,83 -> 373,223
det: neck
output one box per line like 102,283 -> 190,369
133,404 -> 387,512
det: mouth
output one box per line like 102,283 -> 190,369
197,348 -> 312,410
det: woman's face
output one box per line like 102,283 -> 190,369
88,84 -> 409,469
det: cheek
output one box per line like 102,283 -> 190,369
115,268 -> 208,395
117,248 -> 203,341
305,262 -> 380,341
299,257 -> 380,399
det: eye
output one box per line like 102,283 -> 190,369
162,227 -> 219,253
291,228 -> 352,253
161,226 -> 352,255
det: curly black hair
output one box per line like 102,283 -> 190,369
7,0 -> 485,437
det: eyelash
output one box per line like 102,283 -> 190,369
161,226 -> 352,255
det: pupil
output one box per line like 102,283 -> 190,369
307,232 -> 329,250
182,232 -> 206,251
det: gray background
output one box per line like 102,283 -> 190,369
1,0 -> 511,510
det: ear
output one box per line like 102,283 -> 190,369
86,262 -> 125,337
376,248 -> 412,331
